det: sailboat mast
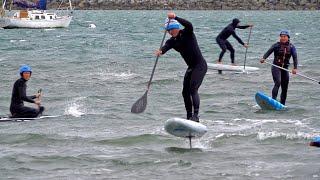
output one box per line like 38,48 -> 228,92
68,0 -> 72,12
2,0 -> 6,9
0,0 -> 6,17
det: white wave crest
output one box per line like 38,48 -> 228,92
257,131 -> 314,140
64,97 -> 87,117
95,70 -> 136,81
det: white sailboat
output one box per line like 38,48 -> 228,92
0,0 -> 72,28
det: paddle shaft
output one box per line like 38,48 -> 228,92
130,20 -> 171,113
265,61 -> 320,84
146,25 -> 169,90
243,26 -> 252,70
147,55 -> 160,91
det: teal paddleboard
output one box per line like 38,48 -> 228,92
255,92 -> 285,110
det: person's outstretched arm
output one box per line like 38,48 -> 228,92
175,16 -> 193,33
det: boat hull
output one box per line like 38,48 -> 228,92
3,16 -> 72,29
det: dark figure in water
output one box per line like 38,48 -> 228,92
216,18 -> 253,65
310,137 -> 320,147
155,12 -> 207,122
10,65 -> 45,118
260,30 -> 298,105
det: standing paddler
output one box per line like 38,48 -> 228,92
155,12 -> 207,122
216,18 -> 253,65
260,30 -> 298,105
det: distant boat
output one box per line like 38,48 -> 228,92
0,0 -> 73,29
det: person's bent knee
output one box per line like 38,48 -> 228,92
39,106 -> 45,112
182,89 -> 190,97
190,87 -> 199,95
274,82 -> 281,87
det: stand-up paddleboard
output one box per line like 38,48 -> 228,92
165,118 -> 207,148
255,92 -> 285,110
0,115 -> 59,122
207,63 -> 259,72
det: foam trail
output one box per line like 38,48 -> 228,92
64,97 -> 87,117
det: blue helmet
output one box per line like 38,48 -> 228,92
19,65 -> 32,74
280,30 -> 290,38
164,19 -> 180,31
312,136 -> 320,143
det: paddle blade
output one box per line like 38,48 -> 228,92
131,91 -> 148,113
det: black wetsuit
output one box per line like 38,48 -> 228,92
10,78 -> 44,118
216,19 -> 250,63
161,16 -> 207,119
263,41 -> 298,105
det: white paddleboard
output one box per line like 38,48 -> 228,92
0,115 -> 59,122
164,118 -> 207,138
207,63 -> 259,72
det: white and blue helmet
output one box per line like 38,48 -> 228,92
164,18 -> 180,31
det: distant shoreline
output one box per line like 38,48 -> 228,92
68,0 -> 319,10
3,0 -> 320,11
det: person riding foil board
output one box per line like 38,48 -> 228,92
155,12 -> 207,122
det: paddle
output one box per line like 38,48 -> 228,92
264,61 -> 320,84
243,26 -> 252,70
131,21 -> 169,113
36,89 -> 43,115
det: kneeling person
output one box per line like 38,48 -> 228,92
10,65 -> 45,118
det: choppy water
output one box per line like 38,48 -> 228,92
1,10 -> 320,179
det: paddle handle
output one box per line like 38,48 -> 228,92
37,88 -> 42,107
146,21 -> 169,90
243,26 -> 253,70
37,89 -> 42,99
264,61 -> 320,84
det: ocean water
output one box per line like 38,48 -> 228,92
0,10 -> 320,179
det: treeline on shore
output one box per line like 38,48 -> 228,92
2,0 -> 320,10
68,0 -> 320,10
